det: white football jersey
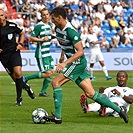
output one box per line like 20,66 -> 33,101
87,33 -> 101,52
103,86 -> 133,112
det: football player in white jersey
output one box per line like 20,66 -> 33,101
87,26 -> 112,81
80,70 -> 133,117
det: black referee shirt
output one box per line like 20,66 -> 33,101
0,21 -> 22,54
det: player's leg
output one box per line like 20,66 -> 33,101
79,78 -> 128,123
43,73 -> 69,124
3,65 -> 23,106
7,52 -> 24,106
13,52 -> 35,102
89,53 -> 96,81
39,57 -> 54,96
52,74 -> 70,117
23,57 -> 43,82
98,52 -> 111,80
24,57 -> 54,96
80,93 -> 101,114
39,77 -> 52,97
43,62 -> 82,123
80,83 -> 104,114
99,60 -> 112,80
25,57 -> 54,81
89,63 -> 96,81
88,102 -> 101,112
13,66 -> 23,106
24,71 -> 42,82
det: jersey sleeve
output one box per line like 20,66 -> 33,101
31,25 -> 40,37
15,24 -> 23,34
127,88 -> 133,95
67,28 -> 81,45
103,87 -> 112,97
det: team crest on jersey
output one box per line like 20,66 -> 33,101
8,33 -> 13,40
123,89 -> 127,92
74,36 -> 78,40
63,36 -> 66,39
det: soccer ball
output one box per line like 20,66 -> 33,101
32,108 -> 48,124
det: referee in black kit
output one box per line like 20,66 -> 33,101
0,9 -> 35,106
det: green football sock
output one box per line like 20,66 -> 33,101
53,87 -> 63,118
40,78 -> 52,94
25,72 -> 42,81
92,92 -> 120,113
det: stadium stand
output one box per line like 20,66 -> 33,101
3,0 -> 133,51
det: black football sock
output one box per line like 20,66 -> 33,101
15,77 -> 23,99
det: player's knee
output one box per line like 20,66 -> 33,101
48,70 -> 54,78
51,79 -> 59,88
85,92 -> 94,99
42,70 -> 54,78
14,71 -> 22,78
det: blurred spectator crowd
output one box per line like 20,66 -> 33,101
1,0 -> 133,51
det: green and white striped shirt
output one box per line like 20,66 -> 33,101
55,21 -> 86,64
31,21 -> 52,58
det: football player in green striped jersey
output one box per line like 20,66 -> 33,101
43,6 -> 128,124
23,8 -> 54,97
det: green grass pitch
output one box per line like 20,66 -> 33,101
0,71 -> 133,133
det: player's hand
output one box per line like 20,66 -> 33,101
42,36 -> 49,42
99,87 -> 106,93
16,43 -> 23,51
55,63 -> 66,73
111,89 -> 120,95
0,49 -> 3,53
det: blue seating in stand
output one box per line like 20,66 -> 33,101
98,36 -> 103,41
101,22 -> 110,30
82,16 -> 87,21
103,30 -> 110,36
124,16 -> 128,22
106,37 -> 112,43
29,44 -> 36,50
110,29 -> 117,36
125,44 -> 132,48
127,8 -> 133,14
77,16 -> 83,21
115,16 -> 120,22
124,8 -> 133,16
119,44 -> 125,48
123,8 -> 127,13
124,10 -> 129,16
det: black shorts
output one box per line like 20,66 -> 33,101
0,51 -> 22,74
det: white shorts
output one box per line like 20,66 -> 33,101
89,51 -> 104,63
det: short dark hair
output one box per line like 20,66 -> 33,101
117,70 -> 128,78
50,6 -> 67,19
40,8 -> 49,15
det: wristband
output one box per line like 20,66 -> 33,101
18,42 -> 24,46
120,93 -> 124,98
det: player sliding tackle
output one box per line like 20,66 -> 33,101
43,6 -> 128,124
